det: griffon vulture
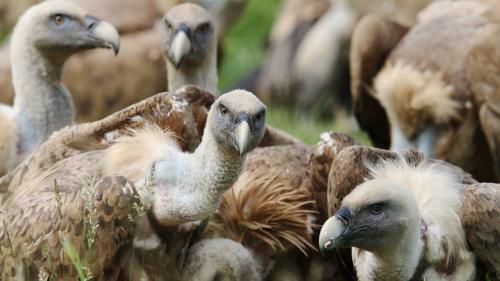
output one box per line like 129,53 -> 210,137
350,0 -> 500,181
323,145 -> 500,280
0,86 -> 266,280
0,1 -> 119,176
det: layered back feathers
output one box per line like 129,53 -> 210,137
366,158 -> 471,270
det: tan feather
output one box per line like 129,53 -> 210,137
212,167 -> 317,256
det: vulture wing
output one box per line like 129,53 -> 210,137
466,23 -> 500,180
309,132 -> 360,222
350,14 -> 409,148
461,182 -> 500,280
0,86 -> 213,201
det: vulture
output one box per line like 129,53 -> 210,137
0,1 -> 119,175
321,145 -> 500,280
194,132 -> 362,281
0,86 -> 266,280
350,0 -> 500,181
162,3 -> 218,93
251,0 -> 438,117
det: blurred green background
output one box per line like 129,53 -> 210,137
219,0 -> 370,144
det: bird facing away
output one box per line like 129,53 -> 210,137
350,0 -> 500,181
0,0 -> 119,175
0,88 -> 266,279
320,157 -> 476,281
161,3 -> 218,93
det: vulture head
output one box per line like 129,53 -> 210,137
207,90 -> 266,155
320,178 -> 420,254
12,0 -> 120,61
162,3 -> 216,70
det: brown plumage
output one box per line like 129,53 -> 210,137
0,86 -> 213,280
350,0 -> 500,181
201,132 -> 361,281
326,145 -> 500,279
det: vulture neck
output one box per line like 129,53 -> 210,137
152,123 -> 242,223
166,51 -> 218,94
358,221 -> 422,281
11,42 -> 74,155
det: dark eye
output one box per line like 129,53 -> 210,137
369,203 -> 384,215
54,14 -> 66,26
219,104 -> 228,117
255,111 -> 265,122
165,19 -> 173,30
197,23 -> 210,33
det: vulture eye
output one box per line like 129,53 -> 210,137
218,104 -> 229,117
197,23 -> 210,33
165,20 -> 173,30
54,14 -> 66,26
369,203 -> 384,215
255,111 -> 265,122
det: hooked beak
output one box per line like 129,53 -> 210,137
234,120 -> 252,156
171,31 -> 191,69
319,207 -> 351,254
86,16 -> 120,55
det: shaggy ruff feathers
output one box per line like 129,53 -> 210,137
104,124 -> 179,184
366,157 -> 475,280
210,167 -> 317,256
374,62 -> 462,127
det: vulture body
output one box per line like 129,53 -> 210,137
0,86 -> 267,280
323,145 -> 500,280
0,1 -> 119,175
350,0 -> 500,181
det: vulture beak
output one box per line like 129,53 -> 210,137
319,207 -> 352,254
171,24 -> 192,69
234,120 -> 252,156
85,15 -> 120,55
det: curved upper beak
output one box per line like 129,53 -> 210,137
234,120 -> 252,156
85,16 -> 120,55
319,207 -> 352,254
171,31 -> 191,69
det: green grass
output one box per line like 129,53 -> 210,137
219,0 -> 370,145
218,0 -> 281,90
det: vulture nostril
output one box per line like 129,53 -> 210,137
335,207 -> 352,225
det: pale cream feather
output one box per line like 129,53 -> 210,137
0,105 -> 17,175
103,123 -> 180,184
375,61 -> 462,125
